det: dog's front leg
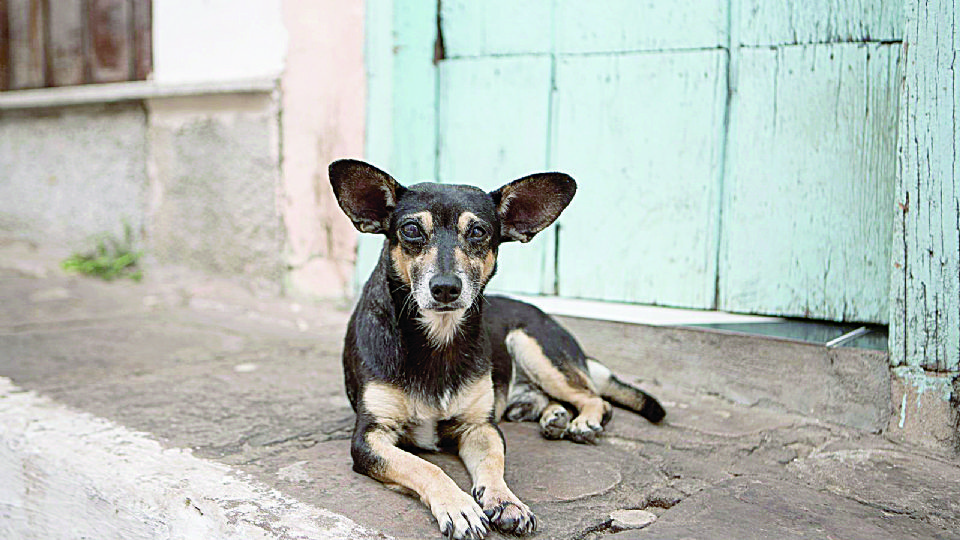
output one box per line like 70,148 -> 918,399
459,423 -> 538,535
352,421 -> 489,539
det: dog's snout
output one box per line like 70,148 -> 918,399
429,275 -> 462,303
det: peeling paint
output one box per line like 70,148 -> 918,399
892,366 -> 955,402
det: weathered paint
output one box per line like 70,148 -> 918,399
146,94 -> 283,282
357,0 -> 439,286
720,43 -> 900,323
553,51 -> 727,307
280,0 -> 365,299
0,103 -> 147,246
887,367 -> 957,452
737,0 -> 903,46
555,0 -> 727,53
438,56 -> 554,294
889,0 -> 960,372
366,0 -> 910,327
440,0 -> 553,57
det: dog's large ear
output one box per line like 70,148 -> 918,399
490,173 -> 576,243
329,159 -> 405,234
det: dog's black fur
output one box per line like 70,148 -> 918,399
330,159 -> 664,539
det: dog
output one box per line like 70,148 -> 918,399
329,159 -> 665,539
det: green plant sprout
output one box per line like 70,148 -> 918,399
61,223 -> 143,281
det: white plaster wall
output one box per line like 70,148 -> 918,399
152,0 -> 287,85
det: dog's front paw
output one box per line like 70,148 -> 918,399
431,489 -> 489,540
565,415 -> 604,444
472,485 -> 537,536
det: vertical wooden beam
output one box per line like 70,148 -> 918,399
891,0 -> 960,371
0,0 -> 10,90
86,0 -> 130,83
46,0 -> 84,86
7,0 -> 46,89
130,0 -> 150,80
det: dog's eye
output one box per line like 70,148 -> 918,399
468,225 -> 487,240
399,223 -> 424,242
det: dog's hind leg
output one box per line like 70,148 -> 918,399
502,380 -> 549,422
505,329 -> 612,443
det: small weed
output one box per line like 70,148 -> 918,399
61,223 -> 143,281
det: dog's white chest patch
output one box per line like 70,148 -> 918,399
417,309 -> 466,348
408,418 -> 440,450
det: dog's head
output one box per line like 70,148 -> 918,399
330,159 -> 575,338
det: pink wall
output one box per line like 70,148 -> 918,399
280,0 -> 365,298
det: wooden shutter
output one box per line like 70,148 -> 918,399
0,0 -> 152,91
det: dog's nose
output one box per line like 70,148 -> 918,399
429,275 -> 462,303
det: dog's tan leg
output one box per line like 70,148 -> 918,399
506,329 -> 613,443
362,427 -> 489,539
458,423 -> 537,535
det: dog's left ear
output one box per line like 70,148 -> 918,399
490,173 -> 576,243
329,159 -> 405,234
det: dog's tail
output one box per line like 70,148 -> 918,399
586,358 -> 665,423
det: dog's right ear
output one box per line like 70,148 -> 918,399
329,159 -> 405,234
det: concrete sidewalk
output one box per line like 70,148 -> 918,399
1,242 -> 958,539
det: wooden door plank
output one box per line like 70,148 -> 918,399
47,0 -> 84,86
131,0 -> 151,80
8,0 -> 46,89
556,0 -> 727,53
440,0 -> 552,58
553,51 -> 728,308
438,56 -> 553,294
356,0 -> 438,288
890,0 -> 959,371
720,44 -> 900,323
0,0 -> 10,90
738,0 -> 904,47
86,0 -> 131,83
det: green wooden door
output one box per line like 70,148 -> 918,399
361,0 -> 902,324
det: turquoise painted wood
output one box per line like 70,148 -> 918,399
438,56 -> 555,294
719,43 -> 900,323
737,0 -> 904,46
552,51 -> 727,308
357,0 -> 438,288
555,0 -> 727,53
440,0 -> 553,57
364,0 -> 910,326
890,0 -> 960,371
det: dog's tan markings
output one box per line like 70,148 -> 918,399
365,428 -> 488,536
457,211 -> 478,235
459,423 -> 537,534
362,382 -> 409,429
411,211 -> 434,236
482,250 -> 496,281
506,329 -> 611,437
390,244 -> 413,285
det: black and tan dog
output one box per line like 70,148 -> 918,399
329,160 -> 665,539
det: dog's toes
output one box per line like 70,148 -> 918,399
565,415 -> 604,444
539,405 -> 570,440
473,486 -> 537,536
433,491 -> 489,540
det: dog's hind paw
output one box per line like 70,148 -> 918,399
538,404 -> 570,440
472,485 -> 537,536
564,415 -> 604,444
